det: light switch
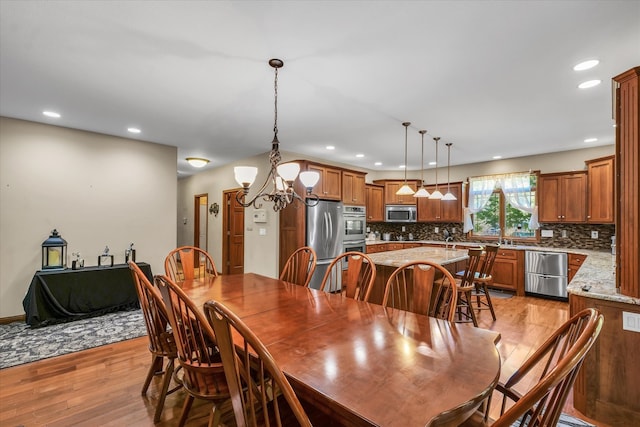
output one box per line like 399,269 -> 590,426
541,229 -> 553,238
259,228 -> 267,236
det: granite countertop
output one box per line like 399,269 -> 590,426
366,246 -> 469,268
366,240 -> 639,306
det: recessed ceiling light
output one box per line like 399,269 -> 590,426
584,138 -> 598,143
355,154 -> 364,158
493,155 -> 502,160
185,157 -> 210,168
374,162 -> 382,166
326,145 -> 335,150
127,127 -> 141,134
428,161 -> 436,166
573,60 -> 599,71
578,80 -> 601,89
399,165 -> 406,169
43,111 -> 61,118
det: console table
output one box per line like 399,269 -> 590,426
22,263 -> 152,327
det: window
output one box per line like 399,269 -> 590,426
465,172 -> 539,241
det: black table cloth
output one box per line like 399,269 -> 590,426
22,263 -> 152,327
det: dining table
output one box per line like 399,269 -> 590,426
179,272 -> 501,427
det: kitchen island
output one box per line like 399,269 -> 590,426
366,246 -> 470,304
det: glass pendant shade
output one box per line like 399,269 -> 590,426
442,192 -> 457,200
234,166 -> 258,187
429,189 -> 443,199
276,162 -> 300,181
397,184 -> 416,195
299,171 -> 320,188
414,187 -> 431,198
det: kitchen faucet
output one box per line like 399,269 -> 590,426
445,235 -> 453,250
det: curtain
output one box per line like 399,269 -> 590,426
501,172 -> 539,230
463,176 -> 498,233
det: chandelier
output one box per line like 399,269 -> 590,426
234,59 -> 320,211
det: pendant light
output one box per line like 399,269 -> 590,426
396,122 -> 415,195
429,137 -> 443,199
441,142 -> 458,200
413,130 -> 430,198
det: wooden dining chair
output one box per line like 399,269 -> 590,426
319,251 -> 376,301
155,275 -> 230,427
454,247 -> 485,327
472,244 -> 500,321
129,262 -> 181,422
459,308 -> 604,427
382,260 -> 458,322
280,246 -> 317,287
164,246 -> 219,282
204,300 -> 313,427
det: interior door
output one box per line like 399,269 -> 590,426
223,189 -> 244,275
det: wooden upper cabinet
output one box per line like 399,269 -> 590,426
365,184 -> 384,222
586,156 -> 615,224
538,172 -> 587,223
307,163 -> 342,200
416,182 -> 463,222
376,180 -> 418,205
342,171 -> 366,206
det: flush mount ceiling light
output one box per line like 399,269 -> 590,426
186,157 -> 210,168
414,130 -> 430,198
396,122 -> 415,196
573,60 -> 599,71
234,59 -> 320,211
578,79 -> 601,89
43,111 -> 61,118
441,142 -> 457,201
428,137 -> 443,199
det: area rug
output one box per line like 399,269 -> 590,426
512,413 -> 595,427
0,309 -> 147,369
488,289 -> 514,299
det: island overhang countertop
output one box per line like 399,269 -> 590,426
366,246 -> 470,268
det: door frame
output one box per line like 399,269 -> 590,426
193,193 -> 208,251
222,189 -> 245,275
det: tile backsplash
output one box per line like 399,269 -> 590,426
367,222 -> 615,252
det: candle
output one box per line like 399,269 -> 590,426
48,248 -> 60,266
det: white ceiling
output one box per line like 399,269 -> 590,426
1,1 -> 638,177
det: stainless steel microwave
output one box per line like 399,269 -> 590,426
385,205 -> 417,223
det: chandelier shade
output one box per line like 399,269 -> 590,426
234,59 -> 319,211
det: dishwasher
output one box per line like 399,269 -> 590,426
525,251 -> 568,300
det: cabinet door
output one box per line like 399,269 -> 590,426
308,164 -> 342,200
440,182 -> 463,222
492,258 -> 518,291
384,181 -> 417,205
343,171 -> 366,205
539,175 -> 562,222
365,185 -> 384,222
417,185 -> 439,221
587,157 -> 615,223
562,174 -> 587,223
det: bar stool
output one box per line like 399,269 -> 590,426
455,247 -> 484,327
472,244 -> 500,321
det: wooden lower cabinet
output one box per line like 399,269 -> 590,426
490,249 -> 524,296
568,253 -> 588,282
570,294 -> 640,426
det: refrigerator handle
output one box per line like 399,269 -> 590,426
327,211 -> 333,242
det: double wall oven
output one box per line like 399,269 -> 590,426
343,205 -> 366,253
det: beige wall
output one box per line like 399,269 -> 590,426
0,117 -> 177,318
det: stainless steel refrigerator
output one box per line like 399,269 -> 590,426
306,200 -> 344,290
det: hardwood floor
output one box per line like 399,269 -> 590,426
0,295 -> 610,426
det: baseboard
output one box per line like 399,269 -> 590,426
0,314 -> 25,325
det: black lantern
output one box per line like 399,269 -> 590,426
41,229 -> 67,270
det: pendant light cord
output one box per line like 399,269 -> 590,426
434,137 -> 440,191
